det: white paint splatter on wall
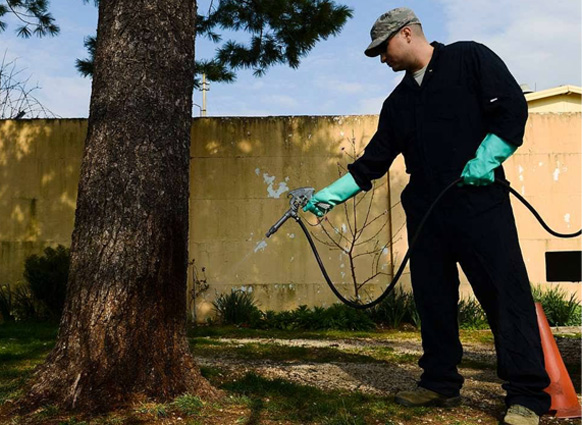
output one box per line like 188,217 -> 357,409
262,172 -> 289,198
552,160 -> 567,182
564,213 -> 571,228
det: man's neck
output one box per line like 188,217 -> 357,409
410,43 -> 434,73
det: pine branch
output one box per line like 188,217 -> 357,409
2,0 -> 59,37
74,0 -> 352,84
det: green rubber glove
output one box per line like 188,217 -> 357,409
303,173 -> 361,217
460,133 -> 517,186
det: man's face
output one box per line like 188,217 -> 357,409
379,29 -> 411,72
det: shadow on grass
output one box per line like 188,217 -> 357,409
190,338 -> 386,364
218,371 -> 436,425
0,322 -> 57,404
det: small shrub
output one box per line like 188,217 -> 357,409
367,288 -> 418,329
532,285 -> 582,327
318,303 -> 376,331
0,283 -> 51,322
252,304 -> 375,331
0,284 -> 14,322
24,245 -> 70,319
212,290 -> 262,325
457,298 -> 488,330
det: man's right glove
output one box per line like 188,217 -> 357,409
460,133 -> 517,186
303,172 -> 361,217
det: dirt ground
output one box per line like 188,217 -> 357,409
194,330 -> 581,425
1,327 -> 580,425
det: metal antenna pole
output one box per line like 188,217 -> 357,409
202,73 -> 208,117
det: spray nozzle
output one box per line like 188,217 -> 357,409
265,187 -> 315,238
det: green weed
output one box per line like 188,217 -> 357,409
172,394 -> 204,415
532,285 -> 582,326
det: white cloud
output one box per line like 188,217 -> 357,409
438,0 -> 581,90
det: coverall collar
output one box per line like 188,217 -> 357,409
403,41 -> 444,89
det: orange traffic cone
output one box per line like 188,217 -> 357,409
535,302 -> 582,418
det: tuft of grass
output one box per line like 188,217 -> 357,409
34,404 -> 60,419
172,394 -> 204,416
135,402 -> 168,418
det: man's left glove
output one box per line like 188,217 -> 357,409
460,133 -> 517,186
303,172 -> 361,217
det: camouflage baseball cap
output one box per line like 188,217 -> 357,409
364,7 -> 420,57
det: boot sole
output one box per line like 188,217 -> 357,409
394,394 -> 462,408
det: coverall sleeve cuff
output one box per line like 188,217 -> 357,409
347,165 -> 372,192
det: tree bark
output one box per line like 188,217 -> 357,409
18,0 -> 220,412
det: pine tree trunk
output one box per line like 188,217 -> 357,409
18,0 -> 220,412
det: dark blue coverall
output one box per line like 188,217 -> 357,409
347,41 -> 551,415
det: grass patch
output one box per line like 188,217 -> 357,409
188,325 -> 390,340
200,365 -> 225,380
191,338 -> 383,364
0,322 -> 57,405
556,332 -> 582,340
1,321 -> 579,424
221,371 -> 432,424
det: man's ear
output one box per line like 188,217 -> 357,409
402,26 -> 413,42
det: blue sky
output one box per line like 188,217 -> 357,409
2,0 -> 581,118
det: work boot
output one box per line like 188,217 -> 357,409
394,386 -> 461,407
503,405 -> 540,425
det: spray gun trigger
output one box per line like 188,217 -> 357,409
315,202 -> 332,213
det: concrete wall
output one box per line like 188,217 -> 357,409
0,114 -> 580,321
0,120 -> 85,287
188,116 -> 392,320
526,94 -> 581,113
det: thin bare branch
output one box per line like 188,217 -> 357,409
356,271 -> 390,289
355,216 -> 390,247
0,51 -> 58,119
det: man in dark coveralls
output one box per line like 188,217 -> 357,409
303,7 -> 550,425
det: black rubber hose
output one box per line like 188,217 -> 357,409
297,178 -> 581,310
498,180 -> 581,238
